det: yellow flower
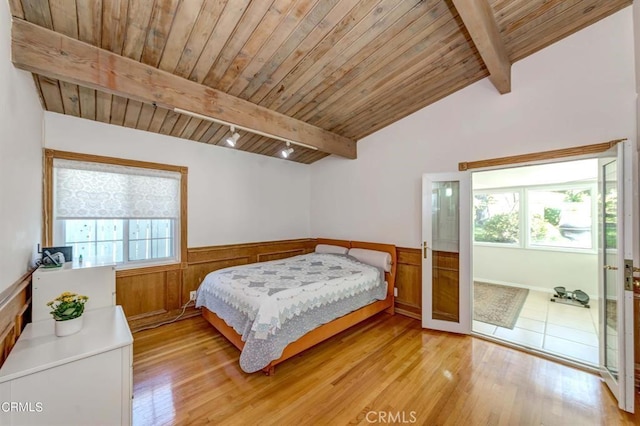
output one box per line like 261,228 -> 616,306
48,291 -> 89,321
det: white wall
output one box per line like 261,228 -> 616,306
473,247 -> 597,297
635,1 -> 640,95
0,2 -> 44,292
310,7 -> 637,249
44,113 -> 311,247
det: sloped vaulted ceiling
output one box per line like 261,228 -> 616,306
8,0 -> 631,163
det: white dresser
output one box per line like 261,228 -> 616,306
0,306 -> 133,426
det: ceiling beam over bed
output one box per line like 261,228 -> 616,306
10,18 -> 357,160
451,0 -> 511,94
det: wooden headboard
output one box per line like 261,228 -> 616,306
315,238 -> 397,314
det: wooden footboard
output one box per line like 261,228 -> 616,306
202,297 -> 392,374
201,239 -> 396,374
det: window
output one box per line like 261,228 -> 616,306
473,191 -> 520,244
60,219 -> 175,264
473,184 -> 595,251
528,188 -> 593,249
48,153 -> 186,267
62,219 -> 124,263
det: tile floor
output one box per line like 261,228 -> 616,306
473,288 -> 605,366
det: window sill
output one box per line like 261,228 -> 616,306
473,243 -> 596,255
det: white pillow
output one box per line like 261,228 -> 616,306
348,248 -> 392,272
315,244 -> 349,255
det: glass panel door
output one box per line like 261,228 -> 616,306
598,140 -> 635,413
422,172 -> 471,333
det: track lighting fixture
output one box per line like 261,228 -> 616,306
281,142 -> 294,158
172,108 -> 319,153
225,126 -> 240,147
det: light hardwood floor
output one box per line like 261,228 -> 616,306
133,313 -> 639,425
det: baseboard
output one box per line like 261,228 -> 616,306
395,307 -> 420,321
129,306 -> 201,332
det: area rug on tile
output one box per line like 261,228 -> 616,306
473,282 -> 529,329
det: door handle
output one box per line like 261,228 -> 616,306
603,265 -> 618,270
423,241 -> 427,259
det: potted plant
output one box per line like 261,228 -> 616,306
47,292 -> 89,337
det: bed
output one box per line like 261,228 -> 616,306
195,239 -> 396,374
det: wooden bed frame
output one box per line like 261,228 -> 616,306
201,239 -> 397,375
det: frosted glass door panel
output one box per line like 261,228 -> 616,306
432,182 -> 460,253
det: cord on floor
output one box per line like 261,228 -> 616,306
134,299 -> 199,333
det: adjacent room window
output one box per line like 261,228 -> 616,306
473,191 -> 520,244
51,157 -> 184,267
528,187 -> 593,249
473,184 -> 595,251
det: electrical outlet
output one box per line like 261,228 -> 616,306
189,291 -> 197,301
394,288 -> 398,297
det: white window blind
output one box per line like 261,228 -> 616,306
54,159 -> 181,219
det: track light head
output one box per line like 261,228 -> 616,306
225,126 -> 240,147
281,148 -> 294,158
281,142 -> 294,158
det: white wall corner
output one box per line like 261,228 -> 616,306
0,0 -> 45,292
634,1 -> 640,150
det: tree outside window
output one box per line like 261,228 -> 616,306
474,192 -> 520,244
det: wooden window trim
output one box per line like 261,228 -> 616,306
43,149 -> 188,269
458,139 -> 626,171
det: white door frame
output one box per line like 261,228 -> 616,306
597,140 -> 635,413
456,141 -> 636,413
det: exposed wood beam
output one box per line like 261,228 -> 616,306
11,18 -> 357,159
451,0 -> 511,94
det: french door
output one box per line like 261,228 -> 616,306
421,172 -> 471,333
421,141 -> 636,413
598,140 -> 635,413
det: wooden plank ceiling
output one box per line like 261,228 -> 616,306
9,0 -> 631,164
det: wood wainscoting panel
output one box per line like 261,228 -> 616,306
257,249 -> 306,263
187,239 -> 316,265
183,239 -> 317,303
117,239 -> 317,331
117,271 -> 170,319
395,247 -> 422,320
116,264 -> 186,332
432,251 -> 460,322
182,258 -> 250,305
0,270 -> 33,369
